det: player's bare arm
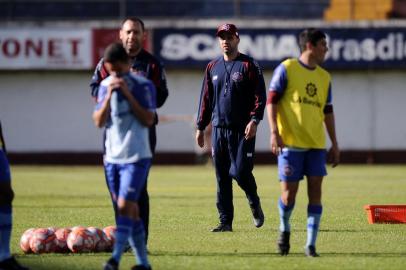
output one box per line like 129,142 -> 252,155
266,103 -> 284,155
92,87 -> 113,128
324,112 -> 340,167
196,129 -> 205,148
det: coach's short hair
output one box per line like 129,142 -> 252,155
298,28 -> 326,52
103,42 -> 129,64
121,16 -> 145,32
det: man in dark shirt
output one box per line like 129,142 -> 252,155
90,17 -> 169,243
196,23 -> 266,232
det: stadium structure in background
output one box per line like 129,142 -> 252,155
1,0 -> 406,164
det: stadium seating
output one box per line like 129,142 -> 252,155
2,0 -> 405,21
324,0 -> 393,20
0,0 -> 330,20
389,0 -> 406,18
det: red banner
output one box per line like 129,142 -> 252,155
92,28 -> 151,67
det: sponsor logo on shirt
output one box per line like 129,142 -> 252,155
306,83 -> 317,97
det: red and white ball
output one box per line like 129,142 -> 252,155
29,228 -> 57,253
54,228 -> 71,253
20,228 -> 35,253
87,226 -> 110,252
67,226 -> 95,253
103,225 -> 117,249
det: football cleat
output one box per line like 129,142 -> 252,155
103,257 -> 118,270
277,231 -> 290,256
250,203 -> 265,228
305,245 -> 319,257
211,223 -> 232,232
0,256 -> 30,270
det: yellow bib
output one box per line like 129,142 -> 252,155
278,59 -> 331,149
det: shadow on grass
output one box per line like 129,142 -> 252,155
15,205 -> 110,209
15,251 -> 406,270
150,250 -> 406,258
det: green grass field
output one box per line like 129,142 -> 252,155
9,165 -> 406,270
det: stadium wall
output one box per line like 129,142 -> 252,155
1,20 -> 406,164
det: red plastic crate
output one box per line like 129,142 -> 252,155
364,205 -> 406,224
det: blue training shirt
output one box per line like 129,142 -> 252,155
96,72 -> 156,164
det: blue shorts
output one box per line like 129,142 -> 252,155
0,150 -> 11,182
278,148 -> 327,181
104,159 -> 151,202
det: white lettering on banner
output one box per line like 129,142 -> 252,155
240,35 -> 300,60
161,33 -> 299,61
327,33 -> 406,62
0,29 -> 92,69
159,32 -> 406,65
161,33 -> 220,60
189,34 -> 220,60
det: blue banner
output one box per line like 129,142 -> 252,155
152,27 -> 406,70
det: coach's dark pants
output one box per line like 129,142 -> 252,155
212,127 -> 260,225
139,123 -> 157,243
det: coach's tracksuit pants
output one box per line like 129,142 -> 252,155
212,127 -> 261,226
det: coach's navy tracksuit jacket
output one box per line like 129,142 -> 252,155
197,53 -> 266,131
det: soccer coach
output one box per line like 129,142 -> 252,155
196,23 -> 266,232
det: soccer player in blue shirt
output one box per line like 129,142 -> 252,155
90,17 -> 169,244
93,43 -> 155,270
196,24 -> 266,232
0,121 -> 29,270
266,28 -> 340,257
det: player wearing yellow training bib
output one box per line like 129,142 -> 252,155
269,58 -> 331,149
266,29 -> 340,258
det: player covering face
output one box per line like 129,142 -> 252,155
90,17 -> 169,251
93,43 -> 155,270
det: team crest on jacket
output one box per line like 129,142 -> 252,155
306,83 -> 317,97
231,72 -> 243,82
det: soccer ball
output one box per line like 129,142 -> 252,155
87,226 -> 110,252
29,228 -> 57,253
67,226 -> 95,253
103,225 -> 117,249
47,227 -> 58,233
20,228 -> 35,253
54,228 -> 71,253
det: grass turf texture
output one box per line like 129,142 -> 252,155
9,165 -> 406,270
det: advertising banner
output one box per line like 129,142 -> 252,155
153,27 -> 406,69
92,28 -> 151,67
0,29 -> 92,69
